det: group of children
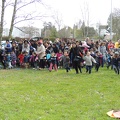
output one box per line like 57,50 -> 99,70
0,39 -> 120,75
45,50 -> 70,72
0,49 -> 70,73
28,48 -> 120,75
0,51 -> 17,69
91,50 -> 120,75
0,49 -> 120,75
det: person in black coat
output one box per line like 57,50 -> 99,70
0,48 -> 7,69
69,42 -> 83,74
52,44 -> 59,54
112,52 -> 120,74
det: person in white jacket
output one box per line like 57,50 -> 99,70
22,40 -> 30,53
35,39 -> 46,69
83,51 -> 96,74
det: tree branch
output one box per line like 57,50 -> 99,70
16,0 -> 42,12
13,15 -> 48,25
14,26 -> 28,34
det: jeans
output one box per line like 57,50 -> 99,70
86,65 -> 92,74
113,65 -> 119,74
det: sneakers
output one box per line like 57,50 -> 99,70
114,68 -> 119,74
33,68 -> 37,70
114,68 -> 117,74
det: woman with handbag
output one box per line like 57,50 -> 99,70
70,42 -> 83,74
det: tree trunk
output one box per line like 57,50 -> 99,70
0,0 -> 5,42
8,0 -> 17,40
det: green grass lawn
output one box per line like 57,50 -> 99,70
0,67 -> 120,120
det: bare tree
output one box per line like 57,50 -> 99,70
15,25 -> 41,38
9,0 -> 17,39
0,0 -> 5,41
0,0 -> 12,41
107,8 -> 120,40
52,11 -> 63,31
8,0 -> 46,39
80,1 -> 94,38
80,1 -> 89,37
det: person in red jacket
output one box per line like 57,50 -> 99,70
107,40 -> 114,51
18,51 -> 25,67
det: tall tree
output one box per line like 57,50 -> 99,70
0,0 -> 6,41
9,0 -> 17,39
58,26 -> 72,38
8,0 -> 45,39
85,26 -> 96,37
81,21 -> 86,38
41,22 -> 58,38
52,10 -> 63,31
107,8 -> 120,40
49,26 -> 58,38
15,26 -> 41,38
0,0 -> 13,41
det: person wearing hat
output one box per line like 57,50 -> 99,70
112,51 -> 120,74
35,39 -> 46,69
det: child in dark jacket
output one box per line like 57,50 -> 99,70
29,52 -> 38,69
112,52 -> 120,74
1,50 -> 7,69
61,51 -> 70,72
94,51 -> 101,72
49,52 -> 57,72
106,51 -> 112,69
24,52 -> 30,68
11,51 -> 17,67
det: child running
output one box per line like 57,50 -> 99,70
83,51 -> 96,74
61,51 -> 70,72
112,51 -> 120,74
49,52 -> 57,72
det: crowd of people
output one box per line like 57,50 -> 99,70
0,37 -> 120,74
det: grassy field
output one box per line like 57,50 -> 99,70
0,67 -> 120,120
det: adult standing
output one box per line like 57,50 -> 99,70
36,39 -> 46,69
22,40 -> 30,53
70,42 -> 83,74
98,42 -> 107,67
5,40 -> 12,54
